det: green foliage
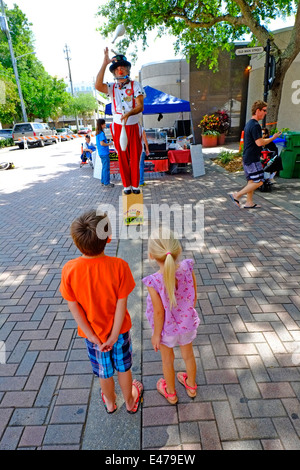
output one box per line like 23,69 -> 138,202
0,138 -> 14,148
270,127 -> 290,135
0,4 -> 72,123
202,129 -> 219,136
96,0 -> 297,70
72,94 -> 98,120
0,64 -> 19,124
218,150 -> 236,164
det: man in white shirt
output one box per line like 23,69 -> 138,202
95,48 -> 145,194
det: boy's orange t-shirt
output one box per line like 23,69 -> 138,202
59,255 -> 135,343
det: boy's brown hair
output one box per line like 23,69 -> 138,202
251,100 -> 267,116
70,209 -> 112,256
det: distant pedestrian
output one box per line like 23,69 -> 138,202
142,227 -> 200,404
230,100 -> 282,209
60,209 -> 143,414
96,118 -> 114,188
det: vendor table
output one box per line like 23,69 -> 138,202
168,149 -> 191,164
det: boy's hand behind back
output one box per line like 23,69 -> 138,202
99,335 -> 116,352
88,333 -> 102,349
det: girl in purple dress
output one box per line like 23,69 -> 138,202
142,228 -> 200,404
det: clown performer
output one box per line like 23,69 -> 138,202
95,48 -> 145,194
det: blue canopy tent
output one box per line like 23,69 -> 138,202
104,85 -> 191,115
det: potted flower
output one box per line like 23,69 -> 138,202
198,114 -> 220,147
215,110 -> 230,145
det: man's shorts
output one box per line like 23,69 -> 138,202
85,331 -> 132,379
243,161 -> 264,183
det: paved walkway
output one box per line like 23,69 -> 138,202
0,141 -> 300,450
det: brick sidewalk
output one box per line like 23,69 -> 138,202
0,146 -> 122,449
0,143 -> 300,450
141,161 -> 300,450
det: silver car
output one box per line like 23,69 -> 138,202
12,122 -> 57,149
56,127 -> 74,141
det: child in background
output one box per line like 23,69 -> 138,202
60,209 -> 143,414
142,227 -> 200,404
96,119 -> 114,188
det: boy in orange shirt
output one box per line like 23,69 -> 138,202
59,209 -> 143,414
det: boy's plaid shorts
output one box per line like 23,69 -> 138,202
85,331 -> 132,379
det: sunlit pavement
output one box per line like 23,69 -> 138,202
0,140 -> 300,450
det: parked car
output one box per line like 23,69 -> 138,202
12,122 -> 57,149
0,129 -> 13,140
42,123 -> 57,136
56,127 -> 74,141
78,127 -> 92,135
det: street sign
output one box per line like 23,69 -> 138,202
235,46 -> 264,56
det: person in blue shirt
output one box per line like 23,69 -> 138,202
96,119 -> 114,188
82,135 -> 96,164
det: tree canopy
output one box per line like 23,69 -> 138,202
96,0 -> 299,122
0,3 -> 70,124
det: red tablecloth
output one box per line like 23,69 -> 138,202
146,159 -> 169,172
168,149 -> 191,164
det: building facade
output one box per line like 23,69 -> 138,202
139,59 -> 190,133
139,52 -> 250,144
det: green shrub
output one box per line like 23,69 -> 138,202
218,150 -> 236,164
0,138 -> 14,148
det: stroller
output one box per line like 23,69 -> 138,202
259,150 -> 280,192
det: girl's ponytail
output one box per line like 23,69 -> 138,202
163,252 -> 177,309
148,227 -> 182,309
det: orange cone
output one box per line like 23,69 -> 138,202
239,131 -> 244,153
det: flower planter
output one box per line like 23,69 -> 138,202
202,135 -> 218,148
217,133 -> 226,145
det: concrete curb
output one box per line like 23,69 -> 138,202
82,232 -> 143,450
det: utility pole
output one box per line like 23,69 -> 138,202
64,44 -> 79,131
0,0 -> 27,122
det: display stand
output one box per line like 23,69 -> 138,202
190,144 -> 205,177
93,151 -> 102,180
109,150 -> 120,175
122,191 -> 143,225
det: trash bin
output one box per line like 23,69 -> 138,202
273,136 -> 287,155
279,132 -> 300,178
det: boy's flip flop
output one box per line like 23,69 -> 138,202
229,194 -> 240,208
177,372 -> 197,398
101,391 -> 117,414
243,204 -> 261,209
127,379 -> 144,414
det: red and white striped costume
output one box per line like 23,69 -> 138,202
107,80 -> 145,189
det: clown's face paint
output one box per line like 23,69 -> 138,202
114,66 -> 130,81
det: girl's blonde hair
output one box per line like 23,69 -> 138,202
148,227 -> 182,309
